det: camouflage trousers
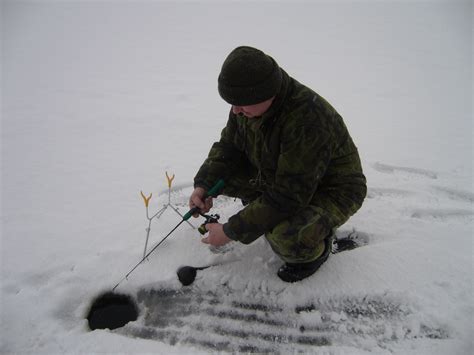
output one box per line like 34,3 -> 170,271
221,171 -> 358,263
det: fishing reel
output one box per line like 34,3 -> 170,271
198,213 -> 220,235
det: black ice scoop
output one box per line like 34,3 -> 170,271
177,259 -> 239,286
176,265 -> 211,286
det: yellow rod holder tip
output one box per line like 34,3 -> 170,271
165,172 -> 175,188
140,190 -> 152,207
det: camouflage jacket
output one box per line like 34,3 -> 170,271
194,70 -> 367,243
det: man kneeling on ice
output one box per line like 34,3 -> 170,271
189,46 -> 367,283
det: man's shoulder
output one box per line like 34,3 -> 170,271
291,79 -> 337,112
287,77 -> 317,104
280,78 -> 344,137
282,80 -> 324,124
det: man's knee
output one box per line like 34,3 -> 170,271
265,208 -> 335,263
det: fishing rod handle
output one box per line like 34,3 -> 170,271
183,179 -> 225,221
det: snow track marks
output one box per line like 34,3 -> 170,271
118,287 -> 448,353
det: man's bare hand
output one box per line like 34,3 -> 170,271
201,223 -> 232,246
189,187 -> 213,217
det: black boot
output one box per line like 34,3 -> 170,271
277,238 -> 331,283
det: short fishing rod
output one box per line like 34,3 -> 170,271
112,179 -> 225,291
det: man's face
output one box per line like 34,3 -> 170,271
232,97 -> 275,118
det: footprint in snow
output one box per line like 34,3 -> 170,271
431,185 -> 474,204
410,208 -> 473,221
367,187 -> 415,199
333,229 -> 370,253
372,162 -> 438,179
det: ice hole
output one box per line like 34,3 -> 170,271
87,292 -> 138,330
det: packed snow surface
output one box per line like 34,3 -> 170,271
1,1 -> 472,354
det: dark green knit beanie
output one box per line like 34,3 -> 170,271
218,46 -> 282,106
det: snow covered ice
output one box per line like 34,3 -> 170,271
1,1 -> 472,354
